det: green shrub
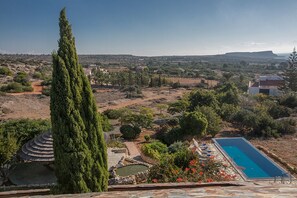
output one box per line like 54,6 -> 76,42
1,82 -> 23,93
22,85 -> 33,92
14,72 -> 29,85
279,94 -> 297,109
144,135 -> 151,142
141,141 -> 168,160
268,104 -> 291,119
220,104 -> 240,121
166,117 -> 179,126
180,111 -> 208,137
164,127 -> 183,145
0,119 -> 51,145
171,82 -> 181,89
107,140 -> 126,148
42,86 -> 51,96
198,106 -> 222,137
103,109 -> 122,119
168,141 -> 186,153
41,78 -> 52,86
155,125 -> 171,143
32,72 -> 42,79
120,124 -> 141,140
277,119 -> 296,135
0,67 -> 12,76
173,148 -> 196,169
101,115 -> 112,132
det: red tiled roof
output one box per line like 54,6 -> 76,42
260,80 -> 284,87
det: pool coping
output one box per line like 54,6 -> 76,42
212,137 -> 290,181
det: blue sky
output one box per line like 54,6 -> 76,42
0,0 -> 297,55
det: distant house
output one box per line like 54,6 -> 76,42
248,75 -> 284,96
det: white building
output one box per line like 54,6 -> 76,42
248,75 -> 284,96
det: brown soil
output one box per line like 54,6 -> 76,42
0,94 -> 50,120
98,88 -> 188,112
250,134 -> 297,169
0,87 -> 189,120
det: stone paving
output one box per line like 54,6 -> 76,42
124,141 -> 141,159
31,183 -> 297,197
107,148 -> 126,170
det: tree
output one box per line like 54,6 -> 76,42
0,134 -> 18,184
198,106 -> 222,137
179,111 -> 208,137
283,48 -> 297,92
188,89 -> 219,111
50,8 -> 108,193
120,107 -> 153,128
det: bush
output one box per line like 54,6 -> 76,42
0,67 -> 12,76
42,86 -> 51,96
155,125 -> 172,143
141,141 -> 168,160
120,124 -> 141,140
171,82 -> 181,89
103,109 -> 122,119
188,89 -> 219,111
22,85 -> 33,92
107,140 -> 126,148
279,94 -> 297,109
148,153 -> 236,183
144,135 -> 151,142
1,82 -> 23,93
220,104 -> 240,121
101,114 -> 112,132
173,148 -> 196,169
32,72 -> 42,79
198,106 -> 222,137
166,117 -> 179,126
180,111 -> 208,137
268,104 -> 291,119
41,78 -> 52,86
168,141 -> 186,154
277,119 -> 296,135
164,127 -> 184,145
14,72 -> 29,85
0,119 -> 51,145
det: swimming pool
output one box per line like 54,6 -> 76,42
213,137 -> 288,180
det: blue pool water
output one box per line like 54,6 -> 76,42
213,138 -> 288,179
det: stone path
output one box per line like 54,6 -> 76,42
124,142 -> 140,159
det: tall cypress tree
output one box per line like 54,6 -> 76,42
283,48 -> 297,92
50,8 -> 108,193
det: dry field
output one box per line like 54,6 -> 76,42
0,87 -> 189,120
167,77 -> 218,87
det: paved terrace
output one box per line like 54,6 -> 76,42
1,182 -> 297,197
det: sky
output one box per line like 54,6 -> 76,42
1,0 -> 297,56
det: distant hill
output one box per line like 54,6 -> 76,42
224,51 -> 278,59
